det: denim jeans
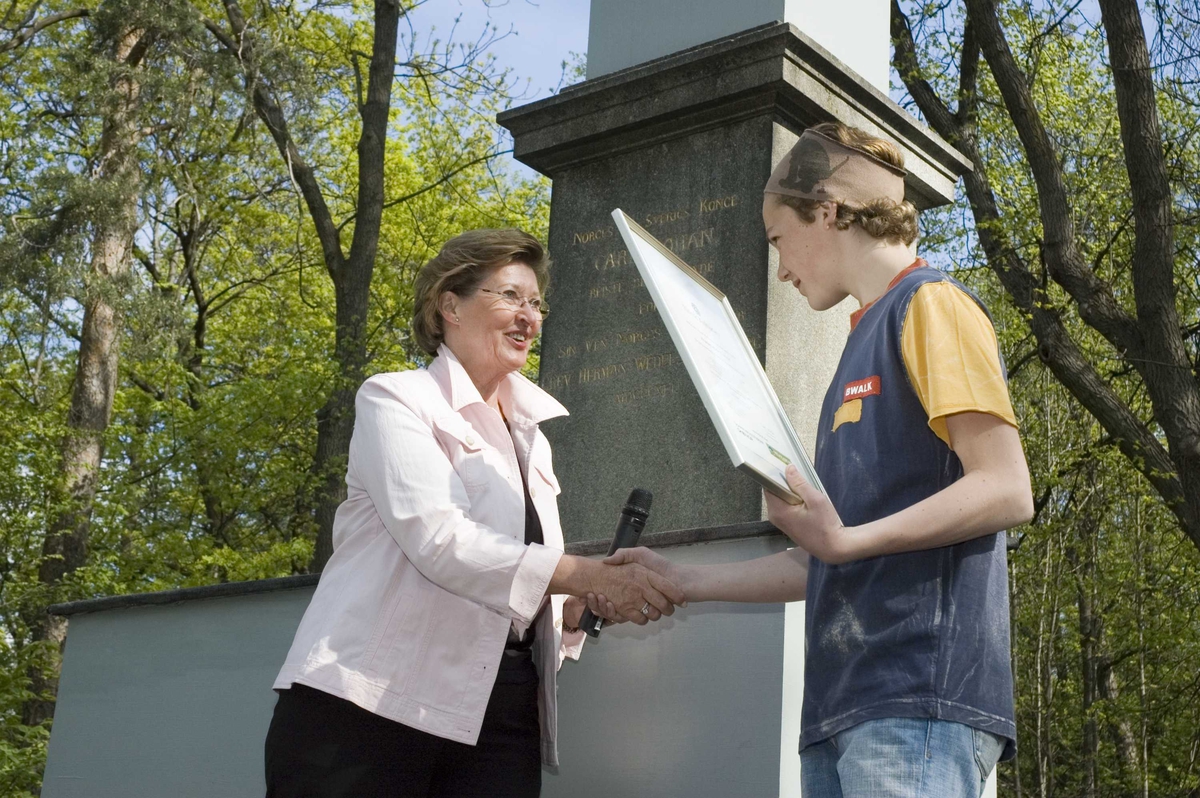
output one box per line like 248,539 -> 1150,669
799,718 -> 1005,798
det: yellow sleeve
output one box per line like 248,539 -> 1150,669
900,282 -> 1017,448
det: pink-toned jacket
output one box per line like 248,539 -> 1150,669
274,345 -> 585,765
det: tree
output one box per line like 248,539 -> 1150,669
892,1 -> 1200,792
0,3 -> 546,790
0,0 -> 171,731
892,0 -> 1200,555
200,0 -> 519,569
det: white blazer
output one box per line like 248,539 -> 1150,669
274,345 -> 585,765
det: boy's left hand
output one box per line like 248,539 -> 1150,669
766,465 -> 857,564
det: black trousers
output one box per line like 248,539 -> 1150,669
264,653 -> 541,798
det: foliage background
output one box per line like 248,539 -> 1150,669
1,1 -> 1198,796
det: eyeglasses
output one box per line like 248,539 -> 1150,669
478,288 -> 550,318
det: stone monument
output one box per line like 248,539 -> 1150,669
498,5 -> 976,798
499,13 -> 969,544
37,8 -> 981,798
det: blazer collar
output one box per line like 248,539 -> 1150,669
431,344 -> 568,427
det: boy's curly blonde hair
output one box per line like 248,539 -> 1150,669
771,122 -> 919,246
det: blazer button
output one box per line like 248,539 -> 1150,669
466,436 -> 476,446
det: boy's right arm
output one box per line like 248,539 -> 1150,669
605,546 -> 809,604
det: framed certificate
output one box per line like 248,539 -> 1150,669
612,208 -> 827,505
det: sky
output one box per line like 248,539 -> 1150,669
401,0 -> 591,178
404,0 -> 591,103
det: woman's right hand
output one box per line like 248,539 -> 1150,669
588,559 -> 686,624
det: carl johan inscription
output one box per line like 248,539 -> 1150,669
552,192 -> 752,405
527,114 -> 778,540
552,207 -> 733,411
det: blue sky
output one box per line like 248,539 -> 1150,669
402,1 -> 591,178
405,0 -> 591,102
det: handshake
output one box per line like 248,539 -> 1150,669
560,547 -> 687,630
555,466 -> 833,632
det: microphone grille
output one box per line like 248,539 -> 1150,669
625,488 -> 653,515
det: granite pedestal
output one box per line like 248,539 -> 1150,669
498,22 -> 971,543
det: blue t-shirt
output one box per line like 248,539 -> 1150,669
803,265 -> 1017,759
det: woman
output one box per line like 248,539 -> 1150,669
264,228 -> 683,797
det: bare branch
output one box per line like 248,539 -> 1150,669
0,8 -> 88,54
964,0 -> 1142,357
892,0 -> 1197,545
202,5 -> 345,277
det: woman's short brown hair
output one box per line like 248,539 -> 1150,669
411,228 -> 550,356
771,122 -> 920,246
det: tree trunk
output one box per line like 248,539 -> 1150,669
309,283 -> 370,569
1067,508 -> 1101,798
309,0 -> 400,570
892,0 -> 1200,556
205,0 -> 401,572
22,26 -> 150,728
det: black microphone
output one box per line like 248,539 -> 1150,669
579,488 -> 653,638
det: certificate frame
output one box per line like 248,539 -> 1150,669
611,208 -> 827,505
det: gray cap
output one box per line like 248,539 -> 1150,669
765,129 -> 906,206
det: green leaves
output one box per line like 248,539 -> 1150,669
0,1 -> 548,790
897,0 -> 1200,793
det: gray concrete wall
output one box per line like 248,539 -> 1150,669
43,535 -> 795,798
42,587 -> 306,797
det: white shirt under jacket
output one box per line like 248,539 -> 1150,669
274,344 -> 586,766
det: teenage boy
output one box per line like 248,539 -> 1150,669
609,123 -> 1033,797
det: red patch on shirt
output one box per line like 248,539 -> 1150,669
843,376 -> 881,401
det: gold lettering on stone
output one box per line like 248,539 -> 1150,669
638,301 -> 657,316
643,209 -> 690,227
589,281 -> 623,300
635,353 -> 677,371
662,227 -> 715,254
616,328 -> 663,345
593,248 -> 631,272
556,344 -> 579,358
572,227 -> 615,246
691,261 -> 716,277
578,363 -> 627,384
698,195 -> 740,214
542,373 -> 573,393
585,337 -> 609,353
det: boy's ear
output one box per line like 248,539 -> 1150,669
822,202 -> 839,228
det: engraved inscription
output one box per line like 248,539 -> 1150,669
593,248 -> 631,272
617,328 -> 663,345
553,198 -> 746,413
589,281 -> 624,300
573,226 -> 615,246
643,208 -> 691,227
662,227 -> 715,254
698,194 -> 740,214
542,373 -> 573,393
635,353 -> 677,371
578,363 -> 627,384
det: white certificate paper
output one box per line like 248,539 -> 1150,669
612,208 -> 827,504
